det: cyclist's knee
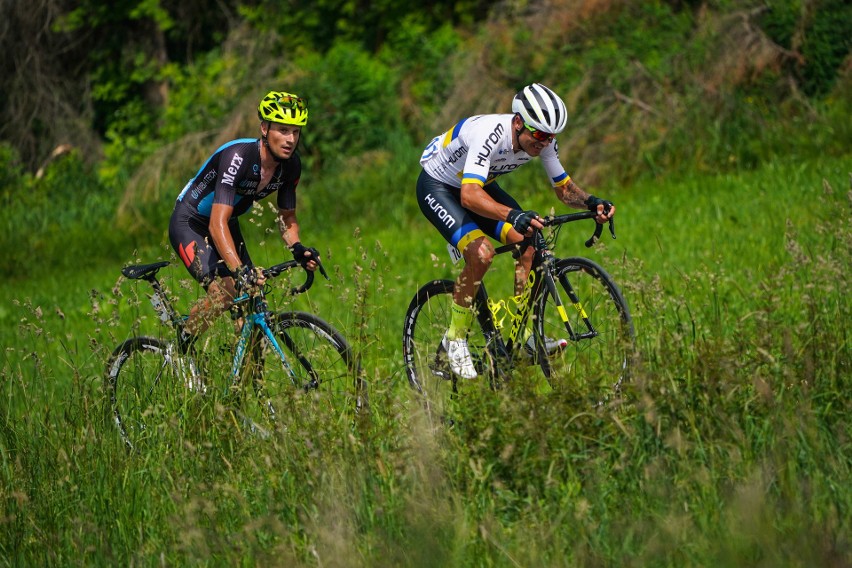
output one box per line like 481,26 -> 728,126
209,279 -> 236,310
462,237 -> 495,267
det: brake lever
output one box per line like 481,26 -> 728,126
316,258 -> 330,280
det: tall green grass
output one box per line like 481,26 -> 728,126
0,157 -> 849,566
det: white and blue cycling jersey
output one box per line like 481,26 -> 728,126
419,113 -> 571,190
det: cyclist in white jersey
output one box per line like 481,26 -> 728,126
416,83 -> 616,379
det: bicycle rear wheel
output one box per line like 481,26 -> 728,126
242,311 -> 363,425
402,280 -> 493,425
106,336 -> 199,449
532,257 -> 635,401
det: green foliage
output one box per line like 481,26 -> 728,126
798,0 -> 852,96
380,22 -> 463,138
0,143 -> 25,198
158,53 -> 243,142
758,0 -> 801,47
1,151 -> 126,280
45,0 -> 242,173
98,102 -> 164,190
595,2 -> 695,82
290,42 -> 404,169
759,0 -> 852,96
239,0 -> 490,53
54,1 -> 166,135
2,0 -> 851,562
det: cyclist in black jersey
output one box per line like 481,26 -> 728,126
169,90 -> 320,351
417,83 -> 616,379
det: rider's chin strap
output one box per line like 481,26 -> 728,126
260,123 -> 285,163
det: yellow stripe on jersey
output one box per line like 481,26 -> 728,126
443,118 -> 469,148
553,175 -> 572,188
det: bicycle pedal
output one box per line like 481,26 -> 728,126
431,349 -> 454,381
430,366 -> 453,381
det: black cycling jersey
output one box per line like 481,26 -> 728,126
174,138 -> 300,219
169,138 -> 301,286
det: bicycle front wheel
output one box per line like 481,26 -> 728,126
106,336 -> 198,450
402,280 -> 457,423
245,311 -> 363,422
402,280 -> 493,425
533,257 -> 635,400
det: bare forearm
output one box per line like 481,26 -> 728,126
555,179 -> 591,209
278,209 -> 301,247
210,227 -> 241,271
460,183 -> 513,220
209,202 -> 241,271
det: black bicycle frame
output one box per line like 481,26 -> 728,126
470,243 -> 552,366
468,209 -> 615,369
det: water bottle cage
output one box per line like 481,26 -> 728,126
487,295 -> 526,331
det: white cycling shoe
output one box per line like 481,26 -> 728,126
441,333 -> 477,380
525,334 -> 568,357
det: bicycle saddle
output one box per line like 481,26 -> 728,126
121,261 -> 170,280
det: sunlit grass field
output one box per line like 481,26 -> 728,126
1,156 -> 849,566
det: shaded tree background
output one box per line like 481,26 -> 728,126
0,0 -> 848,279
0,0 -> 495,171
0,0 -> 848,174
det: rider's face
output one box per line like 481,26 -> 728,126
519,127 -> 552,157
265,123 -> 301,160
513,115 -> 552,157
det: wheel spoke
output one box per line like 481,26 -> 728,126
534,258 -> 635,402
107,337 -> 190,449
234,312 -> 364,429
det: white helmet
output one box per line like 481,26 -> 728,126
512,83 -> 568,134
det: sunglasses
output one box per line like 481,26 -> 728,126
276,95 -> 307,111
523,122 -> 555,143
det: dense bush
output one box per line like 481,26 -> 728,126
238,0 -> 489,53
290,42 -> 404,169
758,0 -> 852,96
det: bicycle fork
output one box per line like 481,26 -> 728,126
546,268 -> 599,341
160,343 -> 203,393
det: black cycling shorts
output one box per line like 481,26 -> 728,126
168,207 -> 252,288
416,170 -> 521,253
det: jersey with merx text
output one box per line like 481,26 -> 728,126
174,138 -> 300,220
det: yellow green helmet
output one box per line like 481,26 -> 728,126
258,91 -> 308,126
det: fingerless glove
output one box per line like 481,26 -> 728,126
506,209 -> 540,233
290,242 -> 320,269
